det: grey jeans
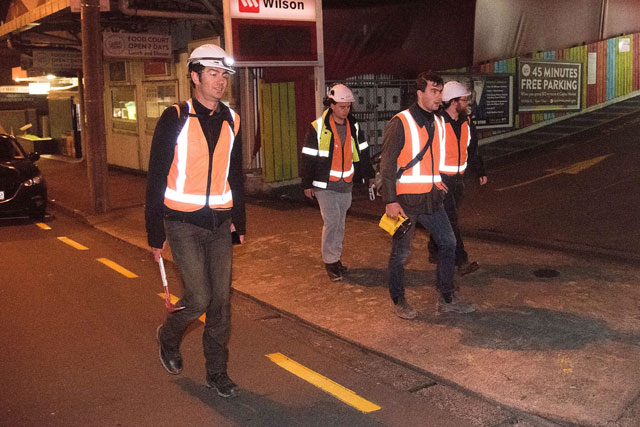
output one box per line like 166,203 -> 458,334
159,218 -> 232,376
315,189 -> 352,264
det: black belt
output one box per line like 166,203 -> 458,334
164,209 -> 231,230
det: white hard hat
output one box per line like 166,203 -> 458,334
188,44 -> 235,74
328,84 -> 355,103
442,81 -> 471,102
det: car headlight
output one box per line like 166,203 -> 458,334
23,175 -> 43,187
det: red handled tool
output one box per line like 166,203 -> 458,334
158,256 -> 185,313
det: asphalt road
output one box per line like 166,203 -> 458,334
0,213 -> 531,426
459,112 -> 640,260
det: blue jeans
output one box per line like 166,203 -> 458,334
388,204 -> 456,300
160,218 -> 232,376
428,174 -> 468,265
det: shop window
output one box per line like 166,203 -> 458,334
145,82 -> 178,132
111,85 -> 137,133
144,60 -> 170,77
109,61 -> 128,82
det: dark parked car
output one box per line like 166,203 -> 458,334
0,133 -> 47,219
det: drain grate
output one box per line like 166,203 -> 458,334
533,268 -> 560,278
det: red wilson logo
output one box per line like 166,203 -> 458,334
239,0 -> 260,13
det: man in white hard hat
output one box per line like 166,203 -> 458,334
380,71 -> 476,319
300,84 -> 376,281
428,80 -> 487,276
145,43 -> 245,398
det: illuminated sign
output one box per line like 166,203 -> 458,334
230,0 -> 316,21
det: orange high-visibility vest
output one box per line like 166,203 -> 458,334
328,115 -> 354,182
440,117 -> 471,175
395,110 -> 445,195
164,99 -> 240,212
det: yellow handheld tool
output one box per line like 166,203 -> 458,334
379,214 -> 412,239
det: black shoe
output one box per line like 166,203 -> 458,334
207,372 -> 239,398
336,260 -> 349,275
457,261 -> 480,276
156,325 -> 183,375
325,262 -> 343,281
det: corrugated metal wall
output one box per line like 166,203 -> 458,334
475,32 -> 639,139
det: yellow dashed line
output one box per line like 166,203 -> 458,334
96,258 -> 138,278
155,293 -> 204,322
57,236 -> 88,250
266,352 -> 381,413
35,222 -> 51,230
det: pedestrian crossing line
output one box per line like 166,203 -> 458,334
155,293 -> 205,322
266,352 -> 381,413
35,222 -> 51,230
96,258 -> 138,278
57,236 -> 89,250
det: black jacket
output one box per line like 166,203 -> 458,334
300,109 -> 375,190
145,99 -> 246,249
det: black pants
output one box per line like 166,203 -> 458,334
428,173 -> 468,266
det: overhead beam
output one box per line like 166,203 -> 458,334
0,0 -> 71,39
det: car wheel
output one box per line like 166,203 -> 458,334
30,204 -> 46,220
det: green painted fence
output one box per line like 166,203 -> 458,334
259,81 -> 298,183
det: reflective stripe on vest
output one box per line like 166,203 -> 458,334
328,115 -> 354,182
440,117 -> 471,174
395,110 -> 445,195
308,110 -> 363,188
164,100 -> 239,211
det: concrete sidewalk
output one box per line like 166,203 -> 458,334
35,156 -> 640,426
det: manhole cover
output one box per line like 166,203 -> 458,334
533,268 -> 560,278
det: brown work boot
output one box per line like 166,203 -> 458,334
393,296 -> 418,320
437,295 -> 476,314
325,262 -> 343,281
457,261 -> 479,276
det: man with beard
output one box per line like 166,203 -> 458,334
428,80 -> 487,275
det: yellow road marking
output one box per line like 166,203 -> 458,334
35,222 -> 51,230
57,236 -> 88,250
155,293 -> 204,322
96,258 -> 138,278
497,154 -> 612,192
266,352 -> 381,413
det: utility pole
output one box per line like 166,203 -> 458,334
81,0 -> 108,214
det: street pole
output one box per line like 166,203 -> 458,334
81,0 -> 109,214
